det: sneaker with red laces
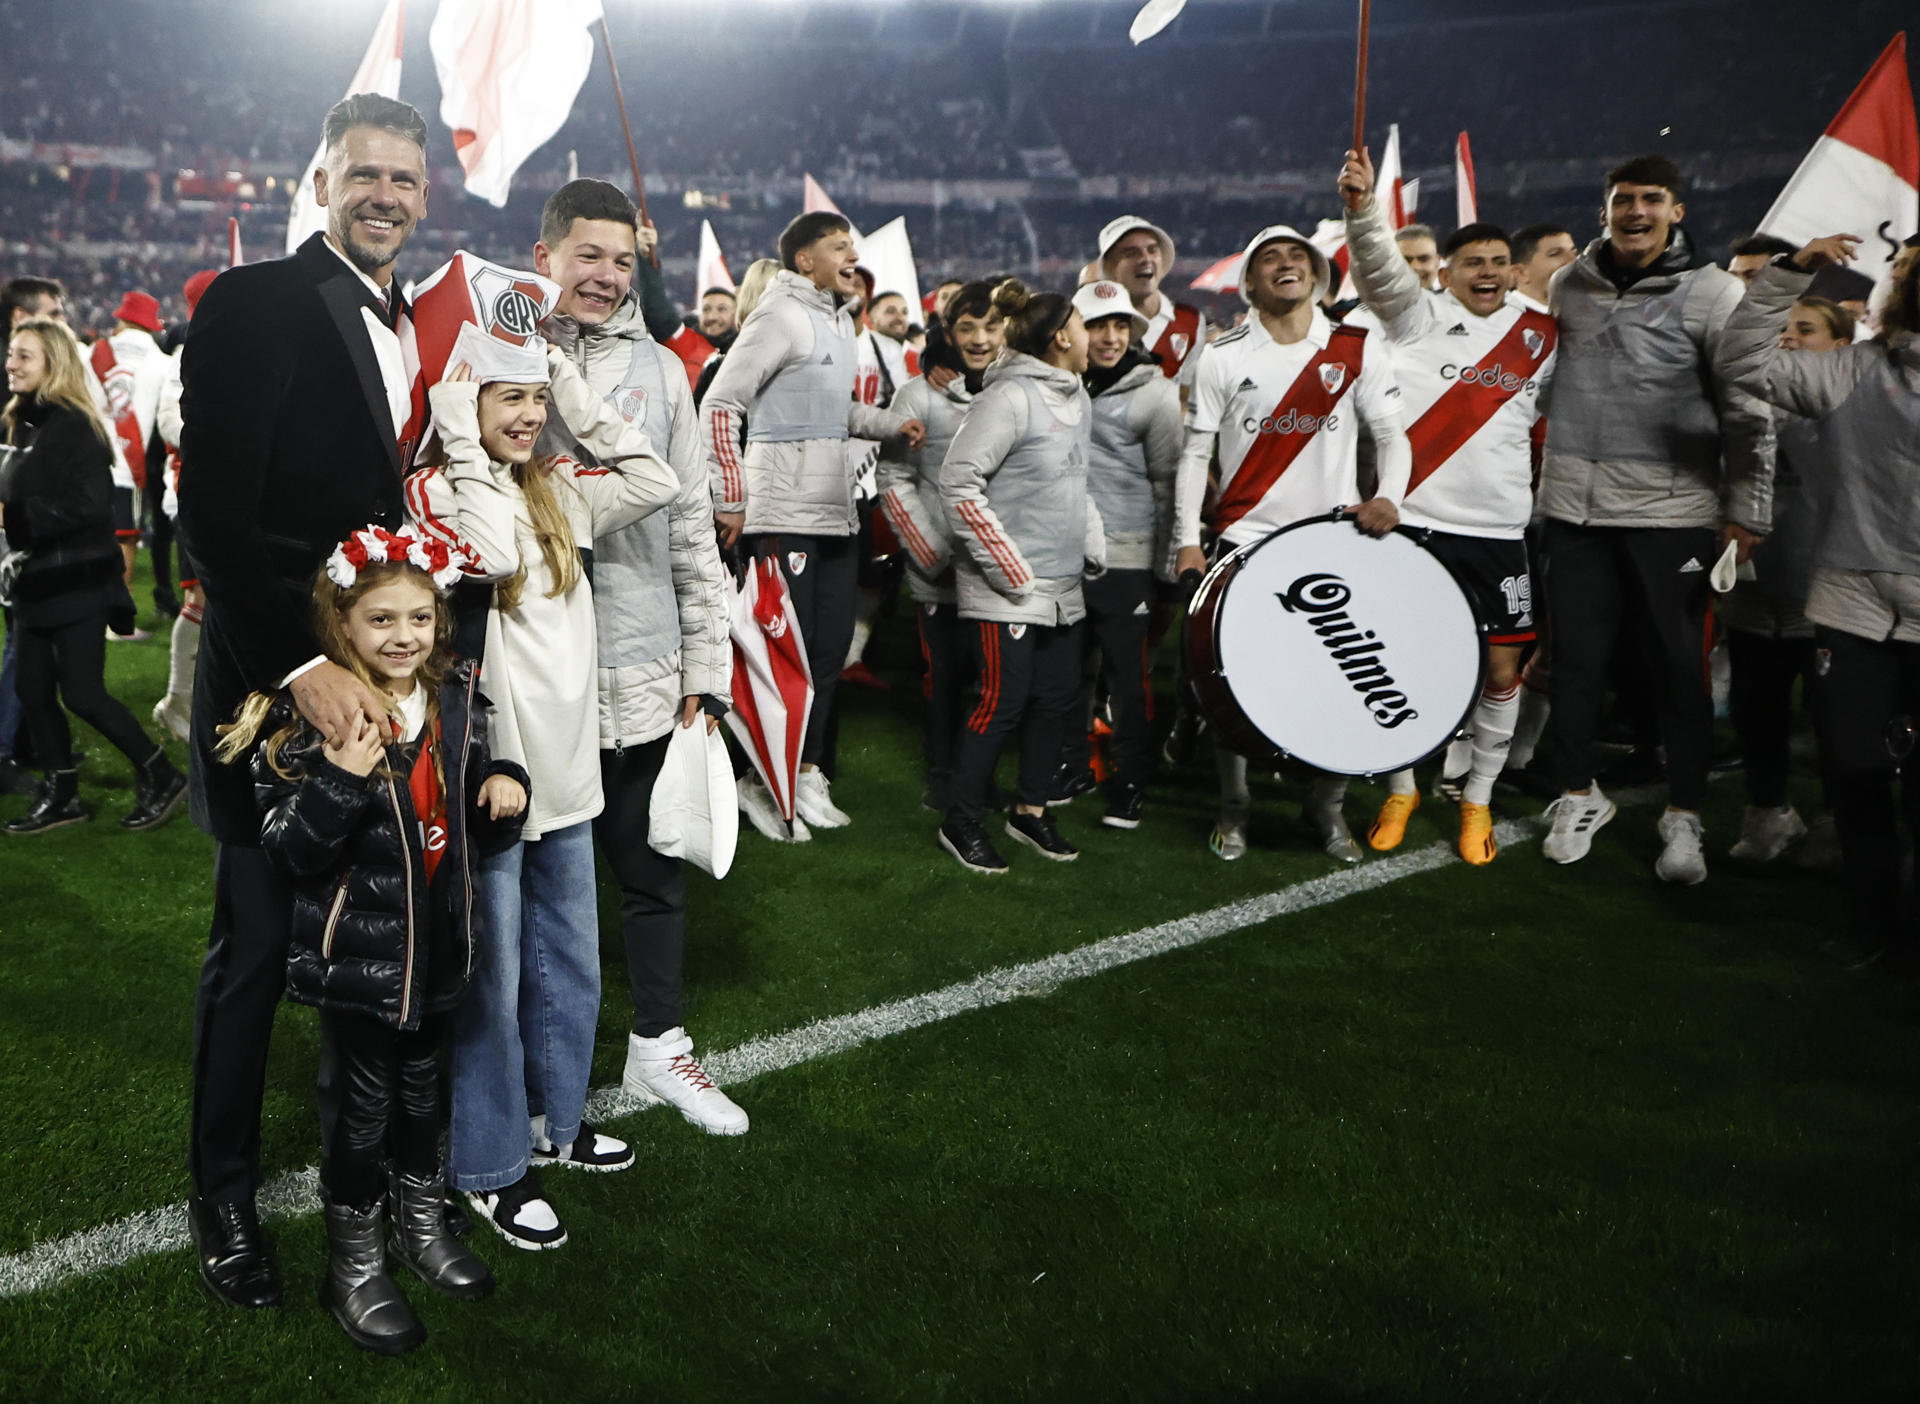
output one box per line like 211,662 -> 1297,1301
622,1028 -> 749,1136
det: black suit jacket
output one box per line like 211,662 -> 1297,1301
178,232 -> 408,844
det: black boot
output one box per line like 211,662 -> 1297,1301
321,1198 -> 426,1355
388,1169 -> 494,1300
5,769 -> 87,835
122,748 -> 187,830
188,1196 -> 285,1309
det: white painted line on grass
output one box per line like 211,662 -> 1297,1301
1,800 -> 1607,1302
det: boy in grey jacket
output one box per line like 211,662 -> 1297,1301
532,180 -> 746,1136
700,212 -> 923,833
1536,155 -> 1775,886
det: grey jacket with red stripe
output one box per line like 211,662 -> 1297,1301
876,371 -> 973,605
938,352 -> 1106,626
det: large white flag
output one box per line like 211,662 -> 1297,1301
432,0 -> 604,209
697,219 -> 734,301
1759,34 -> 1918,301
857,217 -> 923,326
285,0 -> 405,254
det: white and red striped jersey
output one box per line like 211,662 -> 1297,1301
1180,309 -> 1406,549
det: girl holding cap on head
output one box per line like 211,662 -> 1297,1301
214,526 -> 526,1354
1052,279 -> 1182,831
936,278 -> 1105,874
403,253 -> 680,1251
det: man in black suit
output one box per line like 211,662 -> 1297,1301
177,93 -> 429,1308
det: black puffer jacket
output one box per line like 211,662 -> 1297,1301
1,396 -> 130,630
251,659 -> 528,1030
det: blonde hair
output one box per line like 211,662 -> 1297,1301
733,259 -> 781,327
216,559 -> 455,784
492,452 -> 581,614
3,317 -> 113,447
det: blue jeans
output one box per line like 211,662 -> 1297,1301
0,623 -> 21,757
448,821 -> 601,1193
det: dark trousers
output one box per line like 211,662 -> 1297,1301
915,601 -> 968,779
1060,568 -> 1155,788
145,466 -> 176,605
748,533 -> 857,775
1542,522 -> 1715,809
190,843 -> 293,1204
317,1010 -> 443,1208
951,618 -> 1082,820
1727,629 -> 1823,810
1816,626 -> 1920,953
16,611 -> 158,771
596,739 -> 687,1039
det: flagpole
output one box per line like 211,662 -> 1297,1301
596,13 -> 659,268
1352,0 -> 1372,153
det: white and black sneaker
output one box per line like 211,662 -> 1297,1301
1102,782 -> 1144,830
531,1119 -> 634,1173
464,1169 -> 566,1252
939,815 -> 1008,874
1541,786 -> 1617,864
1005,808 -> 1078,861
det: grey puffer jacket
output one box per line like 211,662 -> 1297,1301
876,372 -> 974,606
939,352 -> 1106,626
1085,357 -> 1181,578
544,295 -> 733,748
1717,260 -> 1920,634
700,270 -> 907,536
1540,231 -> 1774,532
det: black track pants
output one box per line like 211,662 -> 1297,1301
596,738 -> 688,1039
950,618 -> 1082,820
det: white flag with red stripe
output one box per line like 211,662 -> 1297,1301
1455,131 -> 1478,227
697,220 -> 734,300
285,0 -> 404,254
1759,33 -> 1919,300
432,0 -> 603,209
1376,123 -> 1419,229
802,172 -> 864,243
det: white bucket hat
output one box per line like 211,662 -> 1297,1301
1071,279 -> 1150,338
1233,225 -> 1331,305
646,721 -> 740,879
1097,215 -> 1177,273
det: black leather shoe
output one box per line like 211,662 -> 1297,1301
937,815 -> 1008,874
122,749 -> 188,830
188,1196 -> 285,1309
5,768 -> 87,835
1005,807 -> 1079,861
1046,765 -> 1097,807
1101,782 -> 1145,830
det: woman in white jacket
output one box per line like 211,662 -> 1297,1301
407,315 -> 678,1252
936,279 -> 1104,874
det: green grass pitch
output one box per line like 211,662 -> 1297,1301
0,567 -> 1914,1401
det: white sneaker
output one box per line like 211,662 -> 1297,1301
1654,809 -> 1708,885
739,774 -> 809,842
152,693 -> 191,744
1209,819 -> 1248,861
1541,787 -> 1616,864
623,1028 -> 749,1136
794,768 -> 850,828
1728,804 -> 1807,863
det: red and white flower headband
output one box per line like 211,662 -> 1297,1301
326,525 -> 470,592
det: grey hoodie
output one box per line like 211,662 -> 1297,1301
700,269 -> 907,535
1541,233 -> 1774,532
1086,360 -> 1181,577
939,352 -> 1106,626
543,294 -> 732,748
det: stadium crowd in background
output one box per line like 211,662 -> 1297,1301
2,3 -> 1918,1359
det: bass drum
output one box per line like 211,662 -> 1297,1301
1184,516 -> 1486,776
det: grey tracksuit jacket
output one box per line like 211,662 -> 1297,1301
543,295 -> 733,748
1718,261 -> 1920,637
938,352 -> 1106,627
1541,232 -> 1774,533
1085,359 -> 1181,578
700,269 -> 907,536
876,372 -> 974,606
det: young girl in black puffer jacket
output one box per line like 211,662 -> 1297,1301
215,524 -> 528,1356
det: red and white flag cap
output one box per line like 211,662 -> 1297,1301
1072,280 -> 1150,337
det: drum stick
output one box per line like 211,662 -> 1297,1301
1352,0 -> 1372,153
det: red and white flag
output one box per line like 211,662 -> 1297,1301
285,0 -> 404,254
1759,33 -> 1919,300
697,219 -> 734,300
1455,131 -> 1477,227
432,0 -> 604,209
1377,123 -> 1418,229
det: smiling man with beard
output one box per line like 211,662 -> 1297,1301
1530,154 -> 1774,884
176,92 -> 432,1312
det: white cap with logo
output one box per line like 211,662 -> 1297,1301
1071,279 -> 1150,337
1233,225 -> 1331,305
1096,215 -> 1177,272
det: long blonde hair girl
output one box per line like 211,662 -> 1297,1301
215,559 -> 456,782
493,449 -> 581,614
3,317 -> 113,448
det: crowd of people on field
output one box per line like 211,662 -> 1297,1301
2,76 -> 1916,1357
